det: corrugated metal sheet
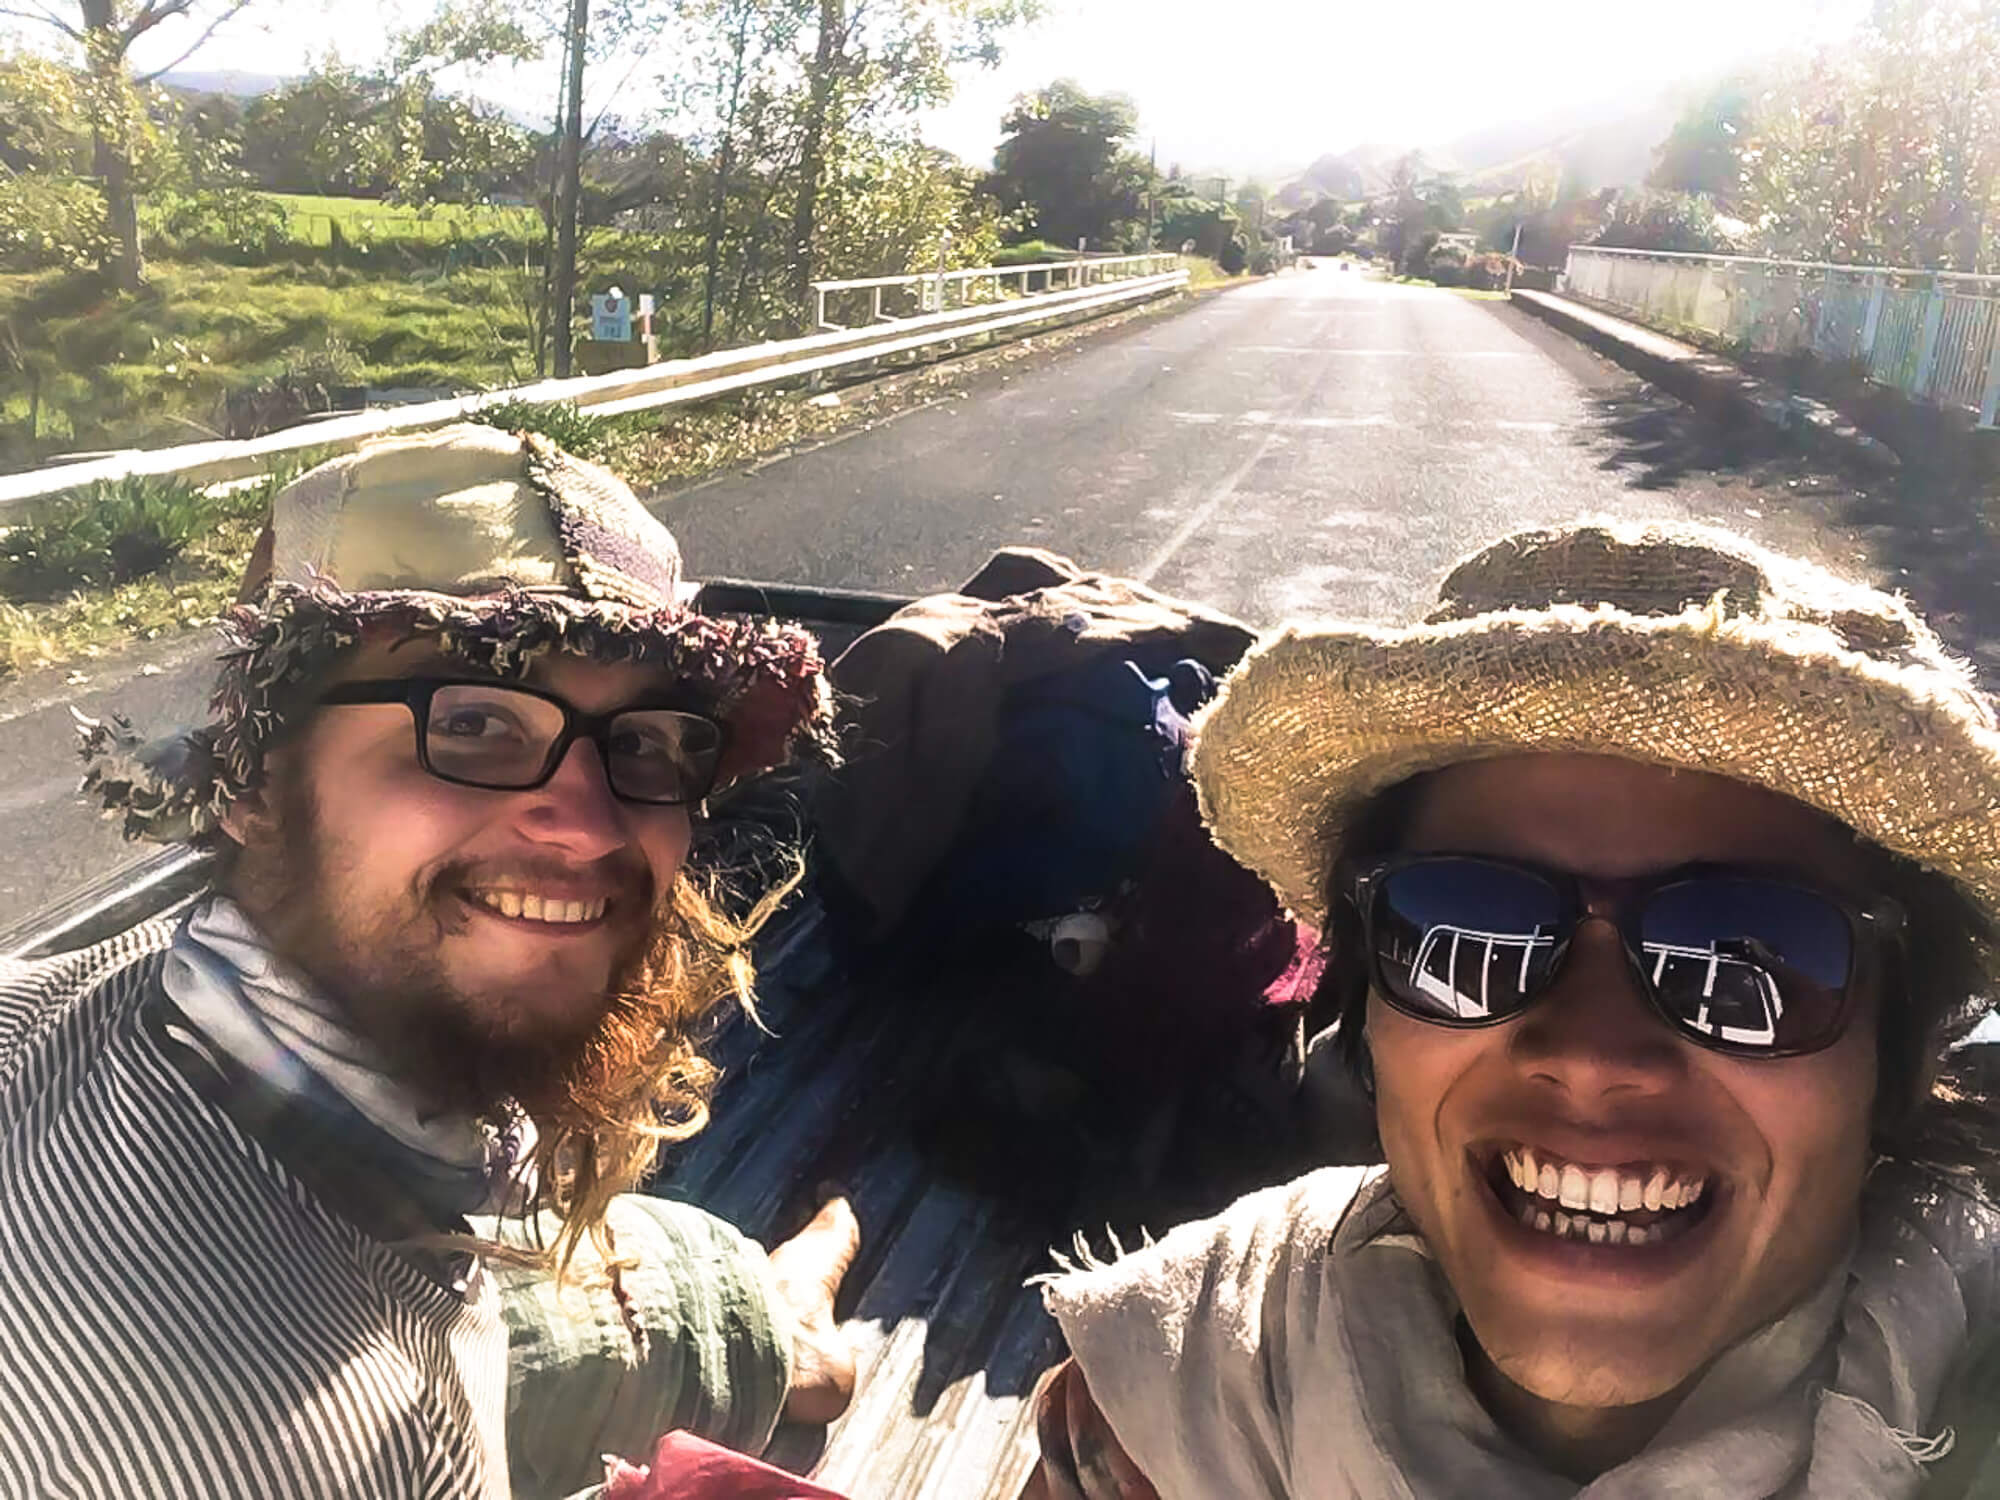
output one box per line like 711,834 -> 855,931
651,902 -> 1063,1500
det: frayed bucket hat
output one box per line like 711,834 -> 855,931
79,424 -> 833,843
1189,518 -> 2000,963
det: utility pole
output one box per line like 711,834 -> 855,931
1146,138 -> 1157,252
1505,217 -> 1523,292
551,0 -> 590,379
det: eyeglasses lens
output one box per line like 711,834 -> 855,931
423,685 -> 723,804
425,684 -> 567,787
1640,878 -> 1852,1051
604,711 -> 724,803
1373,861 -> 1564,1022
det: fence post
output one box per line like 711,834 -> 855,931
1860,273 -> 1887,365
1980,332 -> 2000,430
1913,280 -> 1948,398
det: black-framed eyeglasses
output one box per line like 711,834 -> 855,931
1337,852 -> 1904,1058
317,677 -> 727,807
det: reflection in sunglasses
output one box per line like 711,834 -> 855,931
1400,921 -> 1786,1046
1409,924 -> 1555,1019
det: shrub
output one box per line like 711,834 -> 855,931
991,240 -> 1076,267
0,475 -> 215,600
0,175 -> 108,271
470,398 -> 630,463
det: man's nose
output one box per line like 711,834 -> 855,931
517,738 -> 627,860
1507,918 -> 1687,1098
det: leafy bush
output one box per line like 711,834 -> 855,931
1592,190 -> 1739,255
0,475 -> 216,600
150,187 -> 289,259
991,240 -> 1076,267
471,399 -> 630,463
0,175 -> 108,271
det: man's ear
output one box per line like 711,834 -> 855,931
217,787 -> 273,853
217,747 -> 290,853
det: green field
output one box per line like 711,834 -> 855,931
258,192 -> 542,248
1,257 -> 535,465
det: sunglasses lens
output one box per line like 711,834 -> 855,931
1640,878 -> 1853,1052
1372,859 -> 1565,1022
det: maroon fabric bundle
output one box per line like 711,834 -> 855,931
603,1432 -> 852,1499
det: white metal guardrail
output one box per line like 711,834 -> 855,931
813,253 -> 1180,332
1560,245 -> 2000,429
2,264 -> 1188,510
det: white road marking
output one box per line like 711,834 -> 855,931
1136,424 -> 1288,584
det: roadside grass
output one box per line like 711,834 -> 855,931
0,507 -> 261,678
0,262 -> 1204,681
0,460 -> 316,679
1181,255 -> 1258,291
260,193 -> 540,248
2,259 -> 534,467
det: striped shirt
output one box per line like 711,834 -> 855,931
0,924 -> 511,1500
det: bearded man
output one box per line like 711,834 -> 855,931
0,426 -> 859,1499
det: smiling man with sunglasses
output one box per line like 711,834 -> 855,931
1024,520 -> 2000,1499
1,426 -> 862,1499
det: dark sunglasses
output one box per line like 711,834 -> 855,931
317,677 -> 727,807
1337,853 -> 1904,1058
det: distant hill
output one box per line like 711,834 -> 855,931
1281,85 -> 1700,206
157,68 -> 288,98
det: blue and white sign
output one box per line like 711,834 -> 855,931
591,290 -> 632,342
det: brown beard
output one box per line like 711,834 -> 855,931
231,762 -> 787,1270
238,767 -> 662,1125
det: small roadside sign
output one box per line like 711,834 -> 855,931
591,290 -> 632,342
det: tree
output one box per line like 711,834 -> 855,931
1592,189 -> 1738,254
785,0 -> 1033,326
1376,153 -> 1464,272
3,0 -> 260,288
989,79 -> 1148,250
1738,0 -> 2000,270
1649,77 -> 1753,204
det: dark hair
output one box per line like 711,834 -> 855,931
1315,769 -> 2000,1194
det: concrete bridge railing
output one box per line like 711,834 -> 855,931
1560,245 -> 2000,429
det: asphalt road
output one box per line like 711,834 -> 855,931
0,268 -> 1922,917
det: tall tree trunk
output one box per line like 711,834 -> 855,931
551,0 -> 590,378
701,2 -> 754,349
79,0 -> 144,292
788,0 -> 842,331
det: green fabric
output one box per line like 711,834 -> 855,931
478,1194 -> 794,1500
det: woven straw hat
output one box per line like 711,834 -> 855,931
79,425 -> 832,842
1189,518 -> 2000,948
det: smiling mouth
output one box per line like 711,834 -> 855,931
464,888 -> 611,927
1485,1145 -> 1717,1248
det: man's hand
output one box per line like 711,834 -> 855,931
1020,1360 -> 1160,1500
767,1193 -> 862,1425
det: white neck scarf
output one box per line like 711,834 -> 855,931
1043,1162 -> 1998,1499
161,896 -> 527,1218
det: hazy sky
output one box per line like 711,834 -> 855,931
102,0 -> 1871,177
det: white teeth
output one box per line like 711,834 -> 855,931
1587,1169 -> 1620,1216
1586,1220 -> 1607,1244
1538,1163 -> 1559,1200
1534,1210 -> 1552,1232
1553,1211 -> 1574,1237
1559,1165 -> 1590,1210
1644,1168 -> 1667,1211
1606,1220 -> 1628,1245
1626,1224 -> 1653,1245
1620,1176 -> 1643,1213
475,891 -> 607,925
